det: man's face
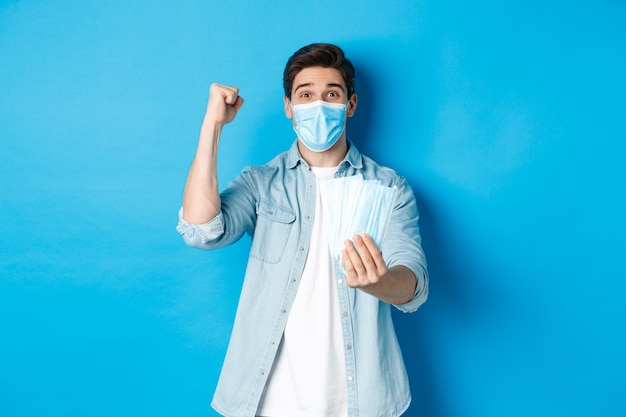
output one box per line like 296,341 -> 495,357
284,66 -> 357,121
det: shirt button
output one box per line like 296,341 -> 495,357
281,308 -> 287,314
299,247 -> 304,251
346,344 -> 352,350
342,311 -> 348,317
337,279 -> 343,284
347,375 -> 353,381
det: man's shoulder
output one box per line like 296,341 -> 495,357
359,153 -> 406,185
239,148 -> 294,178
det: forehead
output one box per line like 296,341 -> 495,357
292,67 -> 346,93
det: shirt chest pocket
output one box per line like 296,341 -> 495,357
250,198 -> 297,264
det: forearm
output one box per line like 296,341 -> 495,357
182,122 -> 223,224
358,265 -> 417,305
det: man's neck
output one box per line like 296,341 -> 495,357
298,137 -> 348,168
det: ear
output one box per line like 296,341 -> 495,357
347,93 -> 358,117
284,96 -> 293,119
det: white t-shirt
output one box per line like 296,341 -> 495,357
256,166 -> 347,417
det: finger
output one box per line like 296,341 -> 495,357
220,86 -> 240,105
210,83 -> 240,105
342,248 -> 355,275
351,234 -> 377,272
342,248 -> 361,288
224,88 -> 240,105
344,239 -> 366,276
232,95 -> 244,111
356,233 -> 386,272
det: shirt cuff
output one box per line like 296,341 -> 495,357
176,207 -> 225,243
393,265 -> 428,313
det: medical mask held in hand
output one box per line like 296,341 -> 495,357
318,175 -> 398,262
291,100 -> 347,152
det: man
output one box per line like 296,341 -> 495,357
177,43 -> 428,417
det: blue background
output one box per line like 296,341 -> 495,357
1,1 -> 625,416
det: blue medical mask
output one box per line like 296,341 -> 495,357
318,175 -> 397,261
290,100 -> 347,152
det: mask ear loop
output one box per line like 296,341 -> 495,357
288,100 -> 297,123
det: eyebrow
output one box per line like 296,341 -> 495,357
294,82 -> 346,94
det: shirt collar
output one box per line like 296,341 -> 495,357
285,139 -> 364,170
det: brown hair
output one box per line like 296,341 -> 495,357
283,43 -> 355,99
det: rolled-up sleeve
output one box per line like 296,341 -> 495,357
394,264 -> 429,313
176,208 -> 225,248
382,177 -> 429,313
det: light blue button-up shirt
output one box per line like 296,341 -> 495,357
177,140 -> 428,417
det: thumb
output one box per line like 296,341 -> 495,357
232,95 -> 244,112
